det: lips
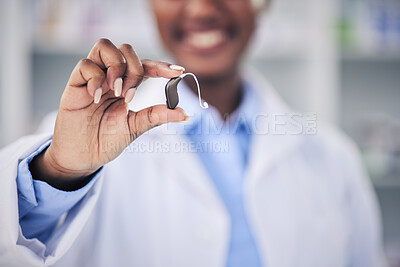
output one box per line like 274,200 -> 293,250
185,29 -> 228,50
176,25 -> 234,54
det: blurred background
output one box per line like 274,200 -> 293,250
0,0 -> 399,265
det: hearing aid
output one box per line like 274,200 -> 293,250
165,73 -> 208,110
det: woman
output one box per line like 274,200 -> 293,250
0,0 -> 384,266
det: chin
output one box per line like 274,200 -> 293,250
187,66 -> 234,83
177,55 -> 237,80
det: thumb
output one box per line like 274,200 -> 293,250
128,105 -> 188,137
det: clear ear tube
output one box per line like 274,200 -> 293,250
165,72 -> 208,110
179,73 -> 208,109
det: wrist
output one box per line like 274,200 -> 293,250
29,145 -> 98,191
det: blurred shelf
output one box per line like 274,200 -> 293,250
340,50 -> 400,62
372,176 -> 400,188
32,43 -> 90,55
33,45 -> 400,63
32,42 -> 164,58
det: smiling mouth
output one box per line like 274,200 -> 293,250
186,30 -> 227,49
179,28 -> 232,53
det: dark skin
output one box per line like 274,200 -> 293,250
30,0 -> 263,190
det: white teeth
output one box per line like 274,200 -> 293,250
186,30 -> 227,49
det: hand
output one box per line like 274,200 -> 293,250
31,38 -> 187,190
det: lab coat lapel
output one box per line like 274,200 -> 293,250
244,67 -> 302,185
148,129 -> 229,267
157,129 -> 228,217
242,68 -> 304,267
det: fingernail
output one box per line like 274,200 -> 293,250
94,88 -> 102,104
178,116 -> 190,123
125,88 -> 137,103
114,77 -> 123,97
169,64 -> 185,72
178,113 -> 190,123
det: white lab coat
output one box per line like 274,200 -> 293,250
0,69 -> 385,267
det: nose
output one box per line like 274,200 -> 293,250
184,0 -> 224,20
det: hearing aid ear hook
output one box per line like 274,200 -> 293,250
165,73 -> 209,110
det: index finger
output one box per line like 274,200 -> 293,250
142,60 -> 185,79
